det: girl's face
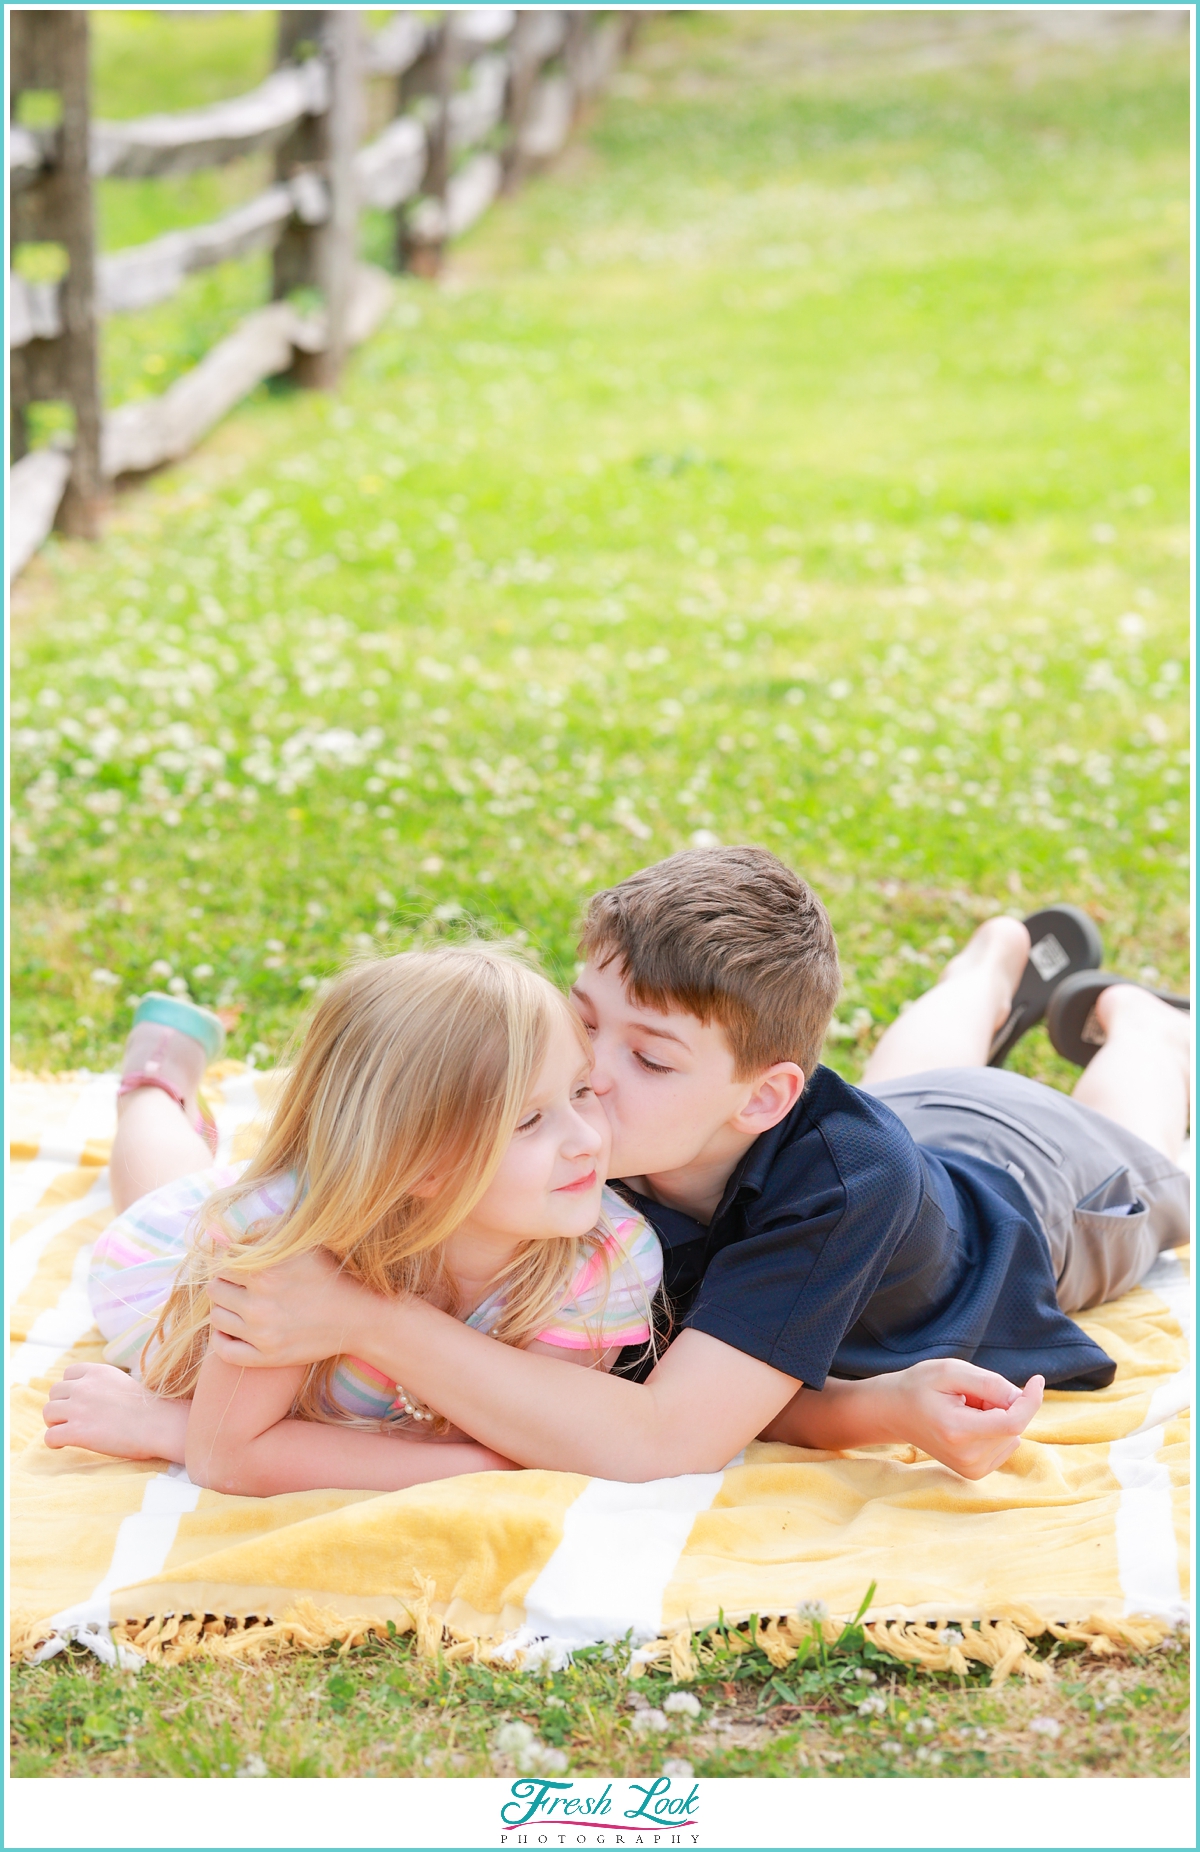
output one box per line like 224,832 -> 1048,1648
457,1010 -> 610,1252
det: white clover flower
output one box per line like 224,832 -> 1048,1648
148,960 -> 173,980
517,1744 -> 567,1775
663,1691 -> 701,1718
90,969 -> 120,988
494,1720 -> 536,1755
632,1708 -> 669,1734
192,965 -> 214,981
662,1759 -> 693,1779
167,977 -> 190,996
940,1626 -> 964,1646
795,1599 -> 829,1624
236,1754 -> 268,1778
857,1694 -> 887,1717
690,829 -> 720,849
1029,1717 -> 1061,1740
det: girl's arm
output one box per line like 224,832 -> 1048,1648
185,1352 -> 516,1497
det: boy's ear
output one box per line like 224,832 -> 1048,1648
731,1063 -> 805,1136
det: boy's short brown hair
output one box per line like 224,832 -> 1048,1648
579,845 -> 841,1081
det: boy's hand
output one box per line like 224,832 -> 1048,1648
207,1249 -> 378,1368
763,1359 -> 1045,1479
879,1359 -> 1045,1479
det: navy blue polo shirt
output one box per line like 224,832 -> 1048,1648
618,1064 -> 1114,1392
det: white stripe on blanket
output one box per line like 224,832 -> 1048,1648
9,1171 -> 112,1304
11,1239 -> 103,1386
523,1468 -> 728,1649
49,1464 -> 201,1632
1110,1247 -> 1190,1624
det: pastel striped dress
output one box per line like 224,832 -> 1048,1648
89,1169 -> 663,1426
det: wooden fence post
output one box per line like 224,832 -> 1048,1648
405,14 -> 454,278
271,8 -> 362,388
9,8 -> 104,537
503,10 -> 539,194
563,12 -> 591,123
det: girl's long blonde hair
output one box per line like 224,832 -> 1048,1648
143,943 -> 607,1423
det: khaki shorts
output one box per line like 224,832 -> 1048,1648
861,1066 -> 1191,1313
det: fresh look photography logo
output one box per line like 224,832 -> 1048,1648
499,1777 -> 701,1845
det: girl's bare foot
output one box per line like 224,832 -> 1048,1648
43,1362 -> 190,1464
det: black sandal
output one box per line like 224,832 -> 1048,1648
987,905 -> 1104,1068
1045,969 -> 1190,1069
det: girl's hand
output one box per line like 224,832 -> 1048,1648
207,1248 -> 378,1367
43,1362 -> 190,1463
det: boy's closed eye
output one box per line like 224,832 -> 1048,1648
634,1050 -> 674,1074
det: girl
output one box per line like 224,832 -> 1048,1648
43,947 -> 663,1495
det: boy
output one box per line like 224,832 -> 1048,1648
197,846 -> 1188,1481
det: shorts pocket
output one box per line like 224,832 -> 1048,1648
1064,1201 -> 1154,1309
1076,1166 -> 1146,1218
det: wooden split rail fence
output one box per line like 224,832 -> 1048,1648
9,7 -> 636,579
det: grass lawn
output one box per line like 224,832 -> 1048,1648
9,1621 -> 1191,1781
9,8 -> 1190,1778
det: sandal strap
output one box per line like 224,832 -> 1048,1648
117,1071 -> 188,1112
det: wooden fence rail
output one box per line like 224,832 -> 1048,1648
9,7 -> 635,579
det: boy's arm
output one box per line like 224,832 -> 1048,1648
207,1252 -> 1044,1481
208,1263 -> 803,1479
185,1352 -> 516,1496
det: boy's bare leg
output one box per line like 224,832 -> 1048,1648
110,1083 -> 213,1215
43,1362 -> 190,1463
1072,984 -> 1191,1163
861,916 -> 1031,1085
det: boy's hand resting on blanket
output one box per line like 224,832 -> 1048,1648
762,1360 -> 1045,1480
208,1248 -> 362,1368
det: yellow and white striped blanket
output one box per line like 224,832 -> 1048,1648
10,1067 -> 1191,1674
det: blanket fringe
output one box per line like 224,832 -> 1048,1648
625,1608 -> 1178,1688
13,1601 -> 1179,1681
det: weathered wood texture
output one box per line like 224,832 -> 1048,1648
355,113 -> 427,211
91,60 -> 329,179
100,261 -> 392,477
269,10 -> 362,387
9,8 -> 633,575
10,10 -> 105,535
9,448 -> 73,580
9,263 -> 394,576
363,10 -> 427,79
309,9 -> 363,387
519,73 -> 575,165
407,151 -> 502,247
